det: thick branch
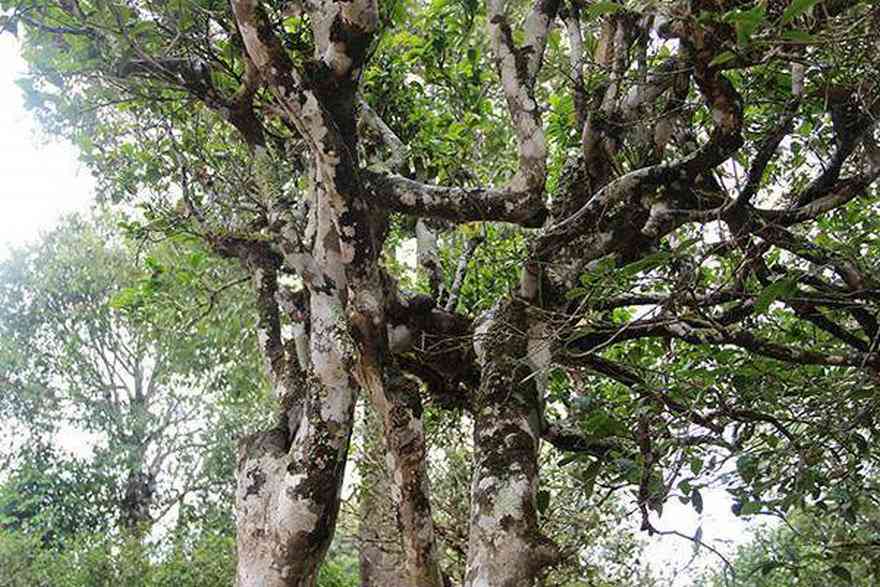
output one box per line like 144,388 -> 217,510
362,171 -> 547,227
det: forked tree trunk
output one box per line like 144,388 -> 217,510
233,242 -> 359,586
465,301 -> 558,586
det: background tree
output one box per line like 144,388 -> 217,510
0,443 -> 116,546
3,0 -> 880,585
699,503 -> 880,586
0,212 -> 268,534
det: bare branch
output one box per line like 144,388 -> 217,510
445,235 -> 484,313
362,171 -> 547,227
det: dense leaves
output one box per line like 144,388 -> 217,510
3,0 -> 880,583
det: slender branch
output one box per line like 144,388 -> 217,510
445,235 -> 484,312
359,96 -> 407,172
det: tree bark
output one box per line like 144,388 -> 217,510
464,301 -> 558,586
372,367 -> 445,587
358,406 -> 409,587
235,376 -> 355,587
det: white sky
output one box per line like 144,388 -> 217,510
0,30 -> 758,583
0,35 -> 95,257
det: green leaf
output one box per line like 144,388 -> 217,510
783,0 -> 820,24
536,490 -> 551,515
620,250 -> 672,278
782,29 -> 817,43
585,1 -> 624,18
757,560 -> 783,577
739,501 -> 762,516
709,50 -> 737,67
691,488 -> 704,514
580,460 -> 601,498
754,277 -> 798,315
724,5 -> 766,47
690,456 -> 704,476
678,479 -> 692,495
829,565 -> 852,582
582,459 -> 602,483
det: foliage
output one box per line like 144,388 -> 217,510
4,0 -> 880,582
0,526 -> 235,587
0,212 -> 270,533
699,504 -> 880,587
0,443 -> 115,546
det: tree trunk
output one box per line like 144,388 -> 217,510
373,366 -> 445,586
236,287 -> 358,586
121,469 -> 155,534
355,358 -> 444,587
235,376 -> 355,586
464,301 -> 558,586
358,406 -> 409,587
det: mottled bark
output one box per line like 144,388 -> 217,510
228,0 -> 382,580
465,301 -> 558,586
358,407 -> 409,587
373,368 -> 445,587
235,373 -> 356,587
233,232 -> 359,587
17,0 -> 880,586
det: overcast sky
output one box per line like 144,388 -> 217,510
0,35 -> 95,257
0,31 -> 758,582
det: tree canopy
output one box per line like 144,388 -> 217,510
3,0 -> 880,585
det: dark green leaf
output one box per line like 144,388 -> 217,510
782,29 -> 817,43
783,0 -> 820,24
692,488 -> 704,514
536,490 -> 551,516
829,565 -> 852,582
757,560 -> 783,577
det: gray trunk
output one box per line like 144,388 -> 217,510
235,383 -> 355,587
465,301 -> 558,586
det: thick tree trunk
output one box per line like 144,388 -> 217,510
235,378 -> 355,587
236,374 -> 355,587
464,301 -> 558,587
236,288 -> 358,587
